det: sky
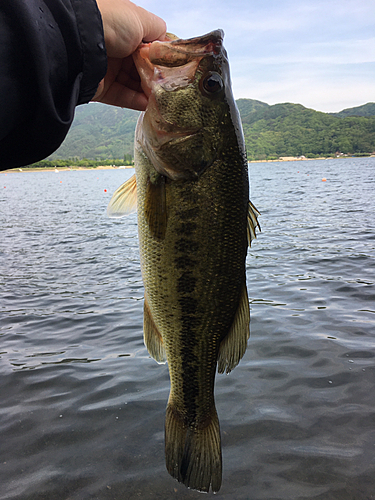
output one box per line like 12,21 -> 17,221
137,0 -> 374,112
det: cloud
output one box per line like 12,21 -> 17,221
231,37 -> 375,65
137,0 -> 375,110
232,62 -> 375,112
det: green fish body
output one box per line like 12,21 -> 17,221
108,30 -> 260,493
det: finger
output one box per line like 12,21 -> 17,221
98,81 -> 148,111
136,6 -> 167,43
117,56 -> 142,85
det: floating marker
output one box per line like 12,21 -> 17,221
322,178 -> 327,182
104,189 -> 107,192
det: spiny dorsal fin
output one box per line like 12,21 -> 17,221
217,283 -> 250,374
107,174 -> 137,218
143,296 -> 167,364
247,200 -> 261,246
145,175 -> 167,240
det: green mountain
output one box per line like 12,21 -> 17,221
330,102 -> 375,118
235,98 -> 269,122
48,99 -> 375,162
49,103 -> 139,160
239,101 -> 375,159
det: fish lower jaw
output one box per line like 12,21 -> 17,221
152,128 -> 200,148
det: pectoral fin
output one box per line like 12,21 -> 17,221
247,200 -> 261,246
143,296 -> 167,364
107,174 -> 137,218
217,284 -> 250,374
145,174 -> 167,240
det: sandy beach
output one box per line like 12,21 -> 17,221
3,155 -> 374,173
2,165 -> 134,173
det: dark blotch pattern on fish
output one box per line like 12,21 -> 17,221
175,204 -> 201,428
130,29 -> 255,493
174,238 -> 199,254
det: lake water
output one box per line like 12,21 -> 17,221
1,158 -> 374,500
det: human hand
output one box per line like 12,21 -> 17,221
93,0 -> 166,111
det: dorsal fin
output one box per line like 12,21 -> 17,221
247,200 -> 261,246
107,174 -> 137,218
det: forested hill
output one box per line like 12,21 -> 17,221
50,103 -> 139,160
49,100 -> 375,162
330,102 -> 375,118
237,100 -> 375,160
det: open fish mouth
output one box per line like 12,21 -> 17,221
151,129 -> 200,150
140,94 -> 201,149
133,30 -> 224,98
133,30 -> 227,180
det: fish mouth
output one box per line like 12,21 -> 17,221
149,127 -> 200,150
141,92 -> 201,149
147,29 -> 223,66
133,30 -> 225,181
133,30 -> 224,146
136,110 -> 211,181
133,30 -> 224,98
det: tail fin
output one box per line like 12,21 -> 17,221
165,404 -> 222,493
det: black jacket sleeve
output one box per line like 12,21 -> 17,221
0,0 -> 107,170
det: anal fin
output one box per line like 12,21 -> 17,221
143,297 -> 167,364
217,283 -> 250,374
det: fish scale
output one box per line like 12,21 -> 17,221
107,30 -> 260,493
136,147 -> 248,490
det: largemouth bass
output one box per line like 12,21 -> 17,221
107,30 -> 260,493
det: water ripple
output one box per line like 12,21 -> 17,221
1,160 -> 375,499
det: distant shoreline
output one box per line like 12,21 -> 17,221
248,155 -> 375,163
2,165 -> 134,173
3,155 -> 374,173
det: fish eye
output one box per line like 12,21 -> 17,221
201,72 -> 224,95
